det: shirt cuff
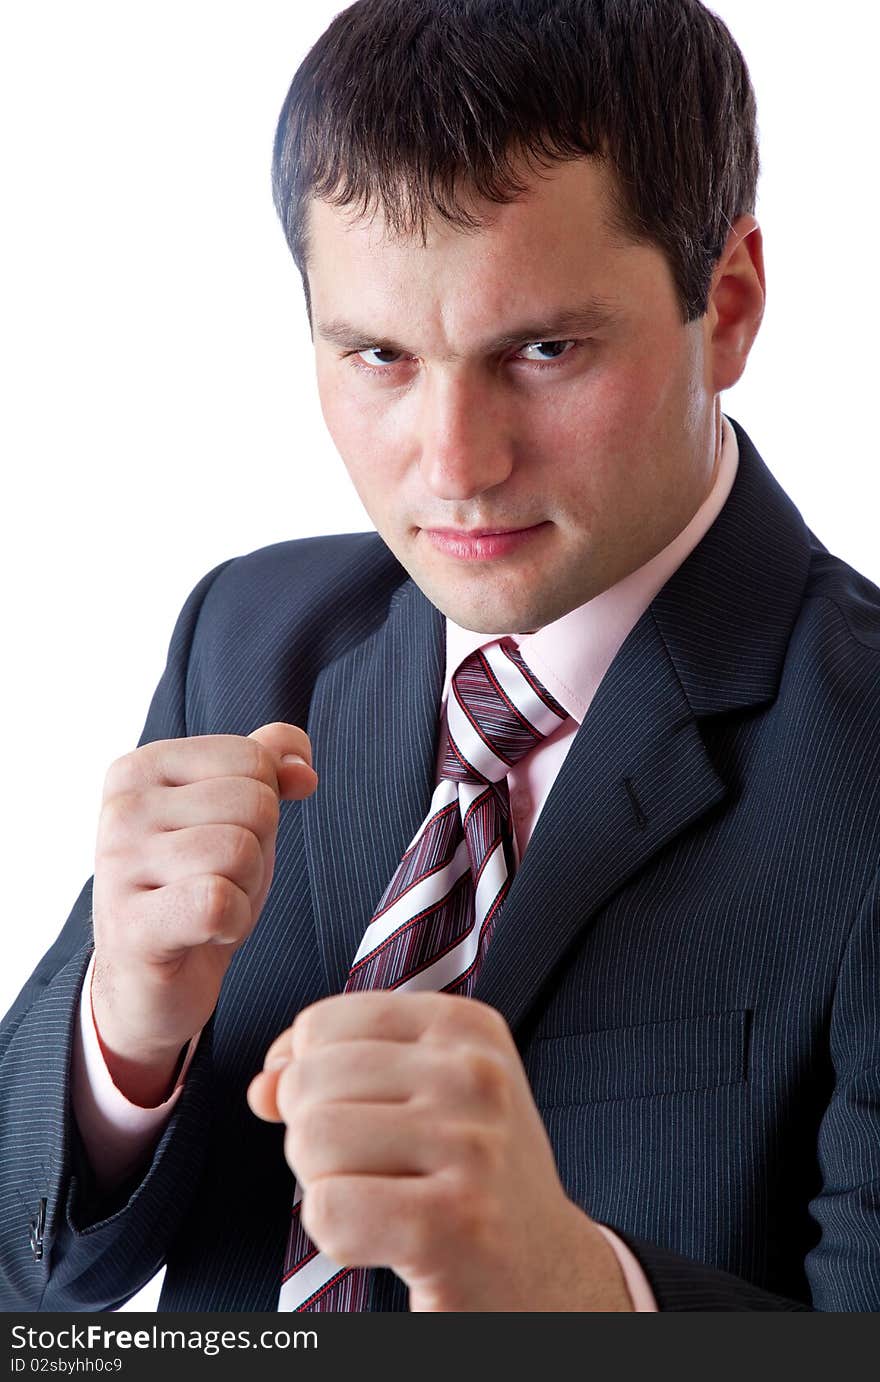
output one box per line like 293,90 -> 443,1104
593,1222 -> 659,1311
70,950 -> 202,1192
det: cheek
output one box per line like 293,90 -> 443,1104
318,370 -> 367,454
546,356 -> 670,489
317,375 -> 401,510
533,356 -> 691,554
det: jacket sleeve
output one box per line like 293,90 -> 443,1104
613,863 -> 880,1312
0,559 -> 233,1311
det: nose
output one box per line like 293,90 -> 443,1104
417,371 -> 514,501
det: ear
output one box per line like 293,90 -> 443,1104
704,215 -> 766,393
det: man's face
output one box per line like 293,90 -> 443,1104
307,157 -> 727,633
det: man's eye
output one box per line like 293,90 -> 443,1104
354,347 -> 404,368
516,340 -> 576,362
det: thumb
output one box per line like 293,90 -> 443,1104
246,1067 -> 284,1123
248,721 -> 319,802
246,1028 -> 293,1123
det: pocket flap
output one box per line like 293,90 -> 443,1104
527,1009 -> 750,1106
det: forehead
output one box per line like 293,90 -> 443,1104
304,157 -> 677,350
308,159 -> 626,307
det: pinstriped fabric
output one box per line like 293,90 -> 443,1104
0,933 -> 217,1311
2,418 -> 880,1313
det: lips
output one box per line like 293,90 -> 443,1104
431,525 -> 529,538
422,522 -> 549,561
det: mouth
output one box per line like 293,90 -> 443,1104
420,522 -> 550,561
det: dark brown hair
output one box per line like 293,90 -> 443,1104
272,0 -> 759,325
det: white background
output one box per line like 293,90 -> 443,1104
1,1 -> 878,1311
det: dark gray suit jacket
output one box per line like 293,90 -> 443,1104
2,417 -> 879,1311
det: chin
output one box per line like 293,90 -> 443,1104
396,545 -> 587,633
427,586 -> 560,636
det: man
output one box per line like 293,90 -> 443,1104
1,0 -> 878,1312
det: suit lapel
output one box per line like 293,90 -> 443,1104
472,607 -> 727,1031
650,416 -> 813,717
303,577 -> 445,995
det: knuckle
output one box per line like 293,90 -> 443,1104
102,749 -> 143,798
296,1098 -> 335,1151
425,996 -> 467,1041
223,824 -> 263,878
300,1180 -> 345,1259
286,1115 -> 344,1213
446,1122 -> 504,1179
276,1056 -> 307,1107
196,873 -> 240,929
436,1168 -> 496,1243
461,1050 -> 510,1111
98,790 -> 142,850
249,780 -> 281,836
406,1176 -> 483,1263
468,999 -> 509,1041
243,736 -> 275,785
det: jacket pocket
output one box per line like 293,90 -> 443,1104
526,1009 -> 750,1107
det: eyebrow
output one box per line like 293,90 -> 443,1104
315,297 -> 622,359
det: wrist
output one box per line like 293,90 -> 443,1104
92,1024 -> 189,1107
89,965 -> 191,1107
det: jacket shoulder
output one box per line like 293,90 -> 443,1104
804,543 -> 880,653
172,532 -> 413,734
196,530 -> 408,644
782,543 -> 880,820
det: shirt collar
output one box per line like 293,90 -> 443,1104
443,412 -> 739,723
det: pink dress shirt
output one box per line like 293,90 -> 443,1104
72,412 -> 740,1312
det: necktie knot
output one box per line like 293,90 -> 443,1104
439,638 -> 568,785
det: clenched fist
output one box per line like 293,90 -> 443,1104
247,991 -> 633,1312
90,722 -> 317,1105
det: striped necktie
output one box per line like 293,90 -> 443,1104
278,637 -> 568,1311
